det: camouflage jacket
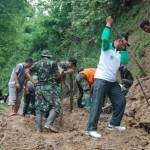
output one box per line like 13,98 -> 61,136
31,57 -> 61,112
31,57 -> 61,85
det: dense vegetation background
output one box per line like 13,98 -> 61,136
0,0 -> 150,91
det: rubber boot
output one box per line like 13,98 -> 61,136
77,98 -> 84,108
44,110 -> 49,118
45,109 -> 58,133
84,93 -> 91,109
23,103 -> 28,117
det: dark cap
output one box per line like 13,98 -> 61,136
116,33 -> 130,47
68,57 -> 77,67
25,58 -> 33,64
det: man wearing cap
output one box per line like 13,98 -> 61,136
31,50 -> 62,133
140,19 -> 150,33
86,16 -> 129,138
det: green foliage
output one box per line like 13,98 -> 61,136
0,0 -> 149,90
0,0 -> 33,90
0,103 -> 9,112
0,0 -> 115,90
135,38 -> 149,58
32,0 -> 114,64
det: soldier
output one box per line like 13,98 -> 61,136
31,50 -> 62,133
119,65 -> 134,95
76,68 -> 96,108
23,75 -> 36,117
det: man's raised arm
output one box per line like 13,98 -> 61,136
101,16 -> 113,51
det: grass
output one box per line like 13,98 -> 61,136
0,103 -> 9,112
0,145 -> 5,150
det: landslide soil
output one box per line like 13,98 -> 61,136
0,81 -> 150,150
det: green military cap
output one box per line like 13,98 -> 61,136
41,50 -> 52,58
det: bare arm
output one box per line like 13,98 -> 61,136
14,73 -> 20,90
25,72 -> 38,84
64,68 -> 74,75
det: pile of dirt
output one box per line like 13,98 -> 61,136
125,76 -> 150,133
0,96 -> 150,150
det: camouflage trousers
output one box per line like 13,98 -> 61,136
23,93 -> 35,116
76,74 -> 91,107
35,83 -> 62,114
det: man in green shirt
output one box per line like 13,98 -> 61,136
86,16 -> 130,138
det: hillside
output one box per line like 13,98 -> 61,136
0,0 -> 150,150
1,0 -> 150,90
113,0 -> 150,75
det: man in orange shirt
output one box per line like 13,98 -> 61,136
76,68 -> 96,108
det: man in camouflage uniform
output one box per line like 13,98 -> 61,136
23,76 -> 36,117
119,65 -> 134,95
76,68 -> 96,108
31,50 -> 61,133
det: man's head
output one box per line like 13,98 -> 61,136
78,68 -> 84,73
114,33 -> 130,50
140,19 -> 150,33
119,65 -> 127,73
24,58 -> 33,68
67,57 -> 77,68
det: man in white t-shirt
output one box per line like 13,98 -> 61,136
8,58 -> 36,116
86,16 -> 130,138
